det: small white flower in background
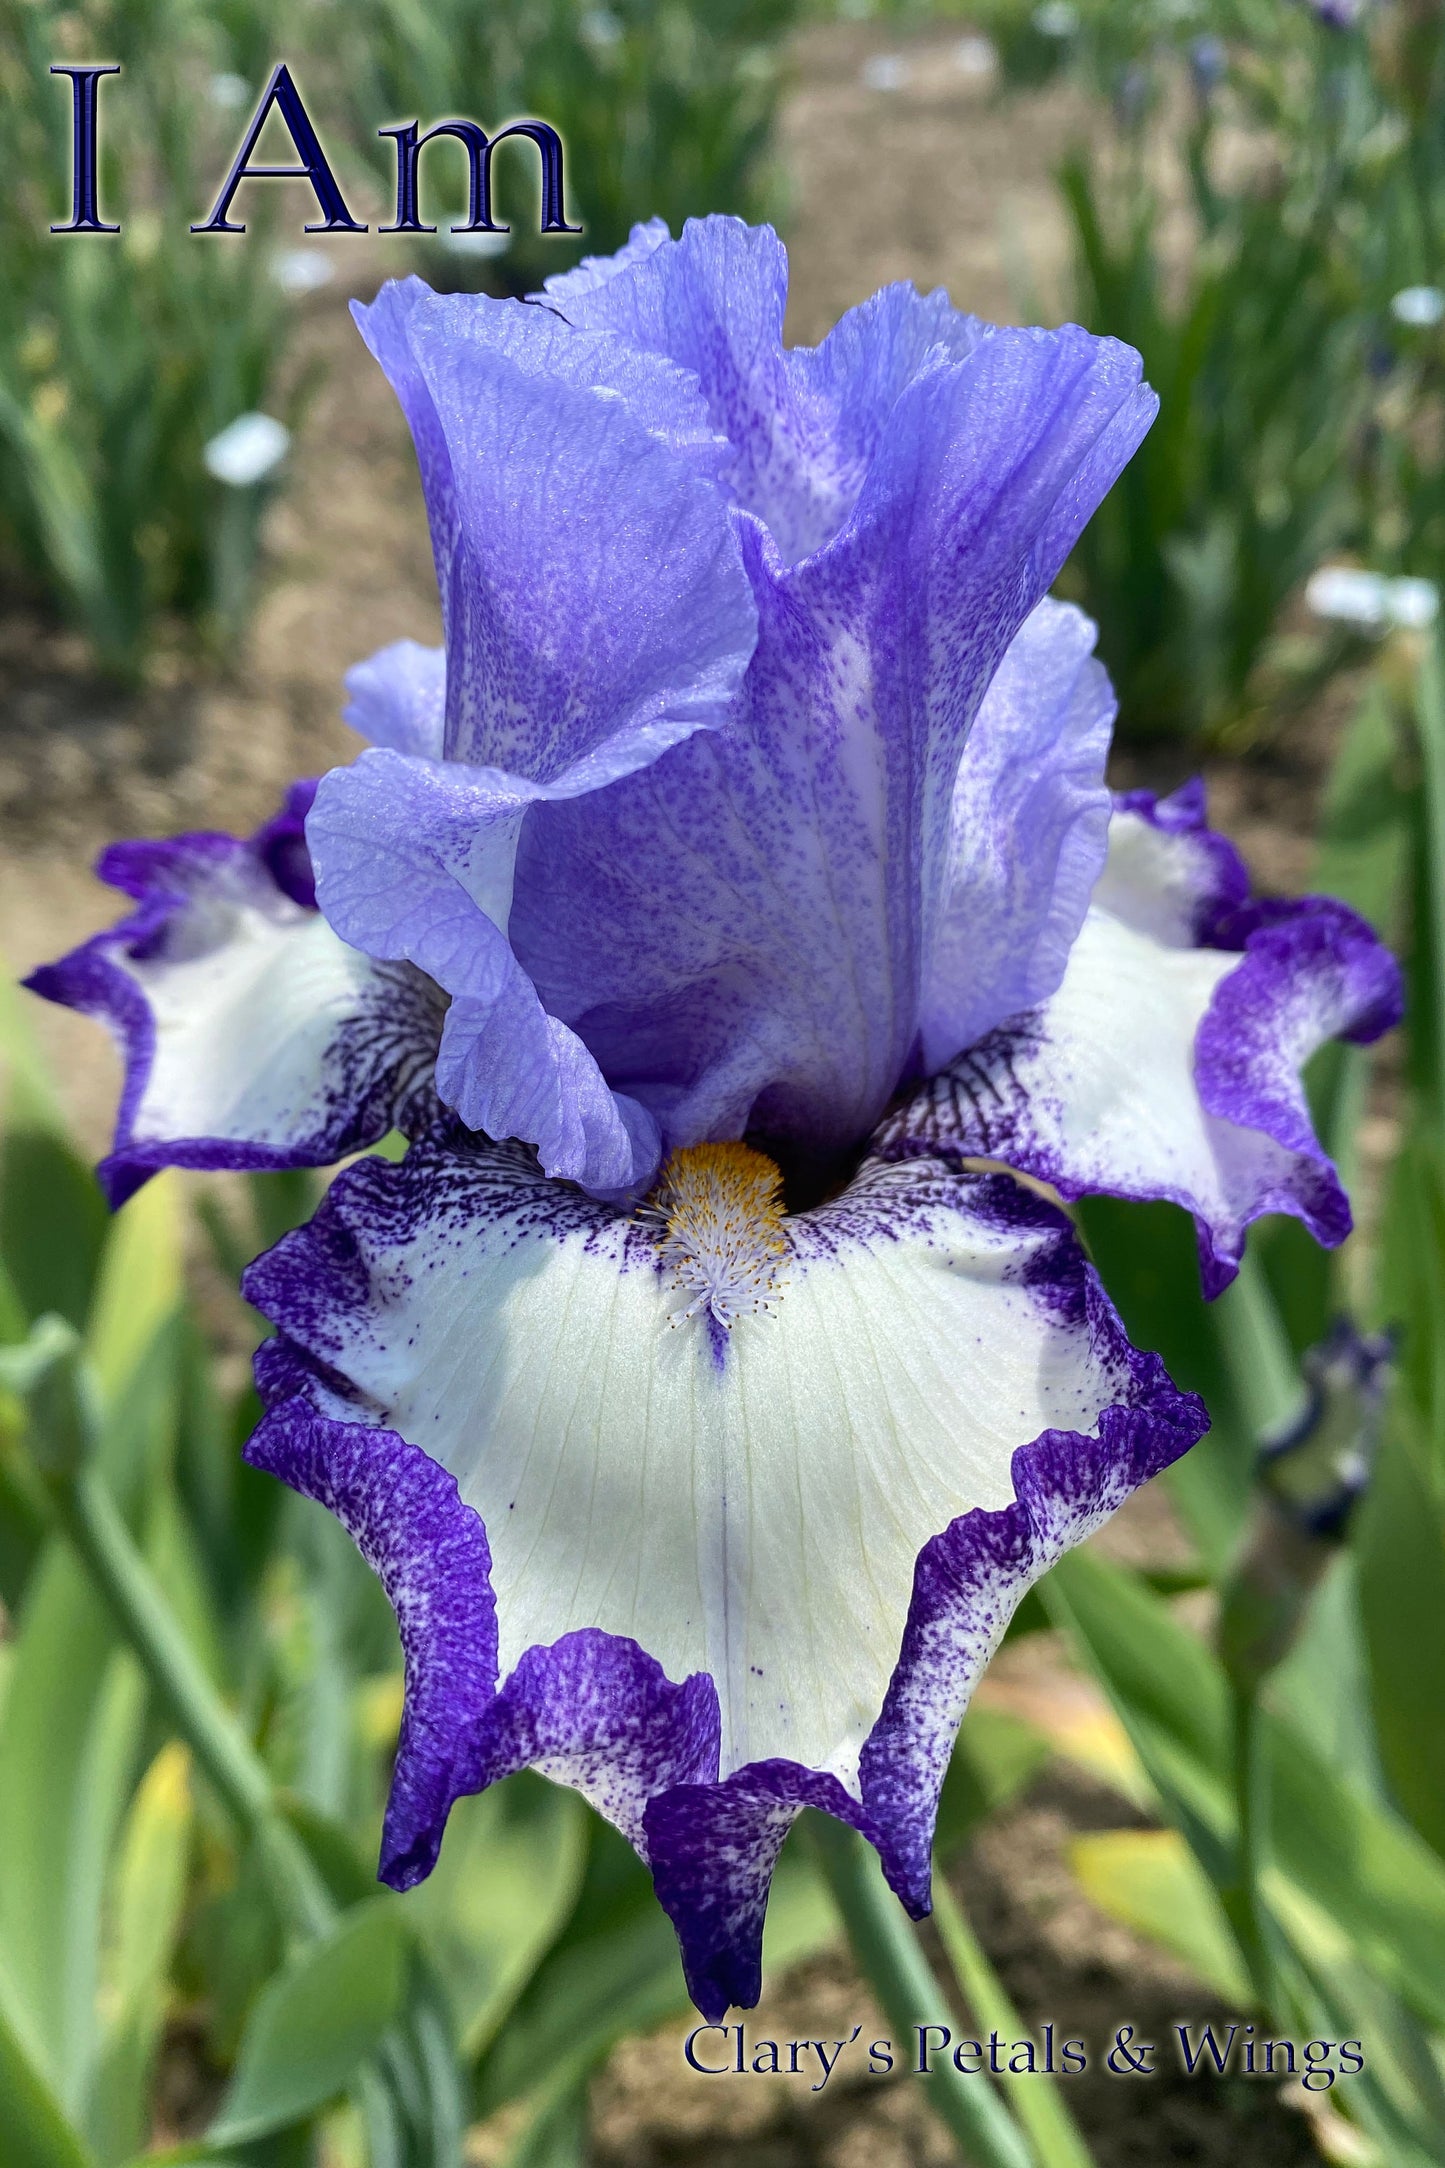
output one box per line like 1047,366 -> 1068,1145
203,413 -> 290,488
1388,577 -> 1441,630
272,249 -> 336,296
208,73 -> 250,110
439,229 -> 510,257
1305,564 -> 1440,633
861,53 -> 910,91
1390,285 -> 1445,329
1034,1 -> 1079,36
580,8 -> 624,49
953,35 -> 998,77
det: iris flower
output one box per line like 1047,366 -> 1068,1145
28,218 -> 1400,2020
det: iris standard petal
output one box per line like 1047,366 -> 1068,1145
352,276 -> 738,744
307,750 -> 662,1191
878,783 -> 1404,1294
23,785 -> 443,1206
343,639 -> 446,760
553,215 -> 991,564
509,325 -> 1156,1169
243,1129 -> 1204,2015
313,280 -> 758,1189
919,596 -> 1115,1068
539,214 -> 671,306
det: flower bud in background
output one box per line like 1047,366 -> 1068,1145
1188,35 -> 1227,103
1219,1321 -> 1393,1694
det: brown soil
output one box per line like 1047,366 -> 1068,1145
580,1772 -> 1325,2168
1,21 -> 1351,2166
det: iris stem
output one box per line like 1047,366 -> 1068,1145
807,1817 -> 1035,2168
47,1458 -> 335,1942
931,1874 -> 1096,2168
1209,1253 -> 1297,2017
1210,1248 -> 1308,1443
1217,1684 -> 1275,2016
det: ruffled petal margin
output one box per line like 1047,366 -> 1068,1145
23,784 -> 443,1206
243,1130 -> 1204,2019
880,782 -> 1403,1295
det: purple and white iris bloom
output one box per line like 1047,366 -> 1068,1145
28,217 -> 1401,2022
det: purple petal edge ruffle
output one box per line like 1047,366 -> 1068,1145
648,1280 -> 1204,2018
244,1177 -> 1204,2021
246,1338 -> 722,1890
23,785 -> 440,1208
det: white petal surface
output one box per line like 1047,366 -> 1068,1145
268,1146 -> 1134,1790
123,866 -> 426,1150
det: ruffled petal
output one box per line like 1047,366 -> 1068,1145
307,750 -> 661,1193
23,789 -> 443,1207
343,640 -> 446,760
1096,779 -> 1251,944
244,1131 -> 1204,2014
351,277 -> 745,760
540,214 -> 671,306
919,597 -> 1114,1069
878,784 -> 1403,1295
509,327 -> 1155,1168
316,278 -> 759,1189
552,214 -> 995,565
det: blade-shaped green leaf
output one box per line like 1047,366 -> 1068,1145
207,1899 -> 409,2146
1068,1828 -> 1251,2004
1075,1194 -> 1251,1571
0,1997 -> 98,2168
1356,1407 -> 1445,1860
473,1815 -> 689,2122
1045,1548 -> 1445,2033
87,1743 -> 194,2164
400,1771 -> 588,2063
0,1544 -> 145,2112
85,1175 -> 184,1417
0,1126 -> 109,1338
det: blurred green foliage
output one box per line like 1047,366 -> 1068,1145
0,0 -> 799,680
1008,0 -> 1445,742
0,0 -> 299,681
342,0 -> 799,294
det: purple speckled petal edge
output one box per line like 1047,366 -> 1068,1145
245,1382 -> 499,1887
1188,893 -> 1402,1293
644,1267 -> 1204,2020
1111,777 -> 1251,940
23,789 -> 442,1208
243,1138 -> 1204,2020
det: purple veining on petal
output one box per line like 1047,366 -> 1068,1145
646,1216 -> 1203,2018
468,1631 -> 721,1856
1186,895 -> 1402,1292
646,1762 -> 880,2021
876,798 -> 1402,1295
540,214 -> 672,307
24,790 -> 443,1207
509,294 -> 1157,1173
311,266 -> 760,1192
857,1289 -> 1204,1912
244,1125 -> 1205,2019
919,598 -> 1114,1069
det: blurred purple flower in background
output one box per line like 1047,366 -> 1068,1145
27,217 -> 1401,2019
